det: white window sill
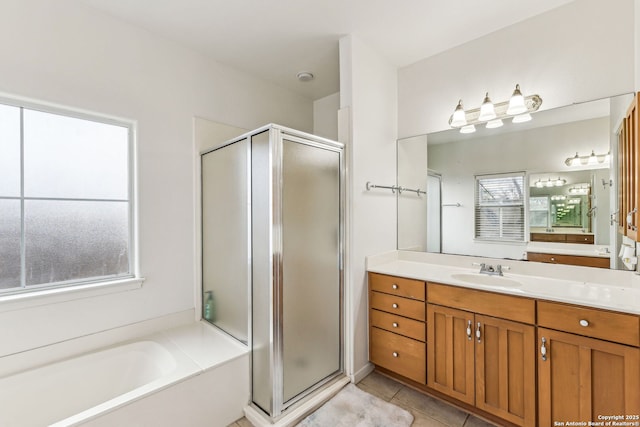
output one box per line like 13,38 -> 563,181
0,277 -> 145,314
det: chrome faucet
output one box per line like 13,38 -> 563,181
476,263 -> 508,276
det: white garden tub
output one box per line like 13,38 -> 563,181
0,321 -> 249,427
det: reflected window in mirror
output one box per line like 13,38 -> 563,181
474,172 -> 525,242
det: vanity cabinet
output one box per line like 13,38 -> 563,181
618,92 -> 639,241
526,251 -> 610,269
537,301 -> 640,424
427,283 -> 536,427
368,273 -> 426,383
530,233 -> 594,244
368,272 -> 640,427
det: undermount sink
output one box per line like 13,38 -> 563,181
451,273 -> 522,288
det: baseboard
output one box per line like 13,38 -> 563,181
352,362 -> 375,384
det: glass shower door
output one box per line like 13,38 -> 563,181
281,139 -> 342,404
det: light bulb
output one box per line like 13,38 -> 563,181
478,93 -> 496,121
486,119 -> 503,129
555,177 -> 565,186
512,113 -> 532,123
507,84 -> 527,115
545,179 -> 554,187
535,180 -> 543,188
450,100 -> 467,127
588,150 -> 597,165
460,124 -> 476,134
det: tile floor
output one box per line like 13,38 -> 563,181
228,371 -> 497,427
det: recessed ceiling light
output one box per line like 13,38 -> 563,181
296,71 -> 314,82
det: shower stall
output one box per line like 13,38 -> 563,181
201,124 -> 345,421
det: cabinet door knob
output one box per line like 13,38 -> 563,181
550,257 -> 556,262
392,352 -> 399,358
392,284 -> 398,290
476,322 -> 481,343
466,320 -> 472,340
392,303 -> 398,309
541,337 -> 547,361
579,319 -> 589,327
392,322 -> 399,328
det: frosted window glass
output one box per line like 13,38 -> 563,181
0,200 -> 21,289
23,109 -> 129,200
0,104 -> 21,197
24,200 -> 129,286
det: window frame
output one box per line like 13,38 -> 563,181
474,171 -> 527,243
0,94 -> 138,297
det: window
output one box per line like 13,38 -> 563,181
0,100 -> 134,295
475,172 -> 525,242
529,196 -> 550,228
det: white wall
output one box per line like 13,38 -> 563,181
339,35 -> 398,378
313,92 -> 340,141
0,0 -> 312,357
397,135 -> 429,251
399,0 -> 635,137
429,117 -> 610,259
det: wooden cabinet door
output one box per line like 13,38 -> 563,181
620,94 -> 639,240
538,328 -> 640,425
475,315 -> 535,427
427,304 -> 475,405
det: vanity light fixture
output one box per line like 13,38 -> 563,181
451,100 -> 467,127
448,84 -> 542,133
564,150 -> 610,167
478,93 -> 497,121
569,185 -> 590,195
506,84 -> 527,115
533,177 -> 565,188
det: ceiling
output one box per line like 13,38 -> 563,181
78,0 -> 574,100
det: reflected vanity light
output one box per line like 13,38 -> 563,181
533,177 -> 565,188
448,84 -> 542,133
565,150 -> 610,167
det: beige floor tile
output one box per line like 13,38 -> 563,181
393,387 -> 468,427
391,398 -> 451,427
356,382 -> 396,402
463,414 -> 498,427
227,418 -> 254,427
357,371 -> 403,401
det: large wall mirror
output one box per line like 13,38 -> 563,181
398,93 -> 634,271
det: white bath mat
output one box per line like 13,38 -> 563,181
296,383 -> 413,427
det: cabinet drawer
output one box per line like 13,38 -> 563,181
369,273 -> 425,301
427,282 -> 535,324
370,309 -> 425,342
370,291 -> 425,321
538,301 -> 640,347
531,232 -> 566,242
565,234 -> 594,244
527,252 -> 609,269
370,327 -> 426,384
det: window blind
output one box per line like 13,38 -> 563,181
475,172 -> 525,242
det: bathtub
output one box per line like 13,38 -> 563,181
0,321 -> 249,427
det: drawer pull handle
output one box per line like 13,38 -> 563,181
579,319 -> 589,327
550,257 -> 556,262
392,322 -> 399,328
392,284 -> 398,290
476,322 -> 481,343
541,337 -> 547,361
392,303 -> 398,309
392,352 -> 399,358
466,320 -> 472,340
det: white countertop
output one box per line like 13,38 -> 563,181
367,251 -> 640,315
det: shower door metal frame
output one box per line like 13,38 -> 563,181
251,124 -> 346,420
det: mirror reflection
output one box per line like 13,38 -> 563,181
398,93 -> 635,270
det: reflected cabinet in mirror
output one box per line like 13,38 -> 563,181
398,93 -> 637,271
